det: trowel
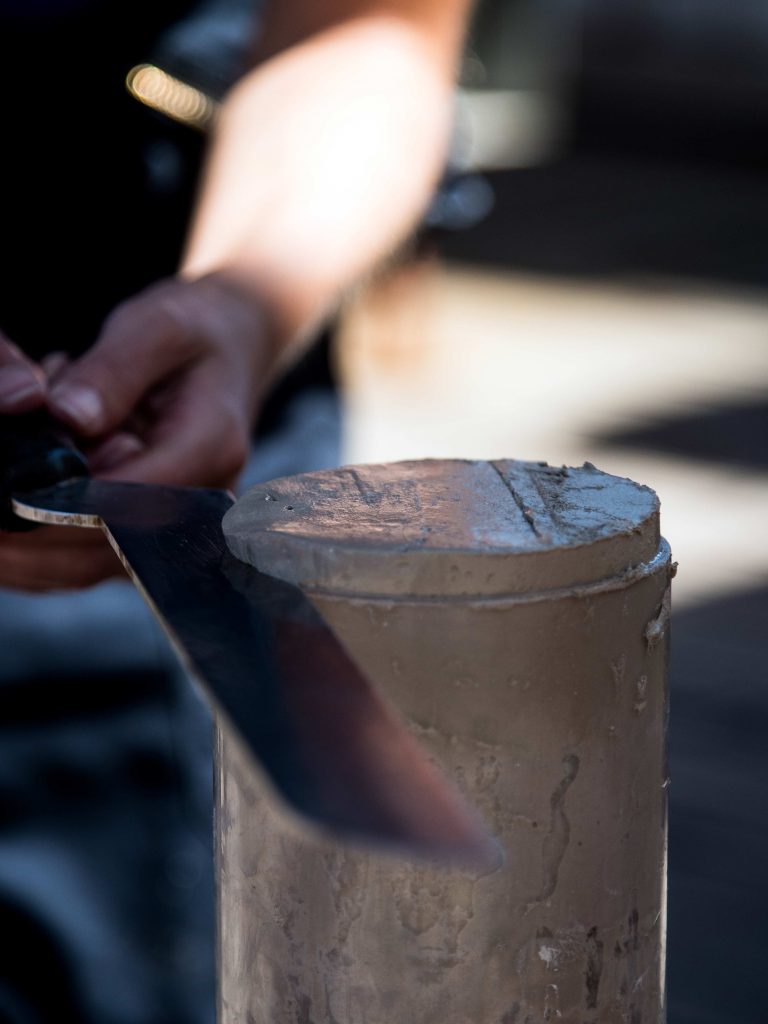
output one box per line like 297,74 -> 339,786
0,411 -> 494,865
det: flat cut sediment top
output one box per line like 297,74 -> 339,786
223,459 -> 661,598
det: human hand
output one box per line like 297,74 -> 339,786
0,336 -> 120,589
0,274 -> 277,591
0,330 -> 48,413
48,273 -> 276,488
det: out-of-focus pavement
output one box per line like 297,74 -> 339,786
337,162 -> 768,1023
341,263 -> 768,606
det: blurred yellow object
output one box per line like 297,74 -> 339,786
125,63 -> 218,132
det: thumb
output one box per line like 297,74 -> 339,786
47,284 -> 201,436
0,332 -> 47,413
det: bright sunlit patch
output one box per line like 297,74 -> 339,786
125,64 -> 218,131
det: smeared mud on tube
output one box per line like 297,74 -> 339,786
217,459 -> 673,1024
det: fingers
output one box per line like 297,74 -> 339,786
87,431 -> 146,474
100,358 -> 250,488
0,332 -> 47,413
40,350 -> 70,384
0,273 -> 268,592
47,281 -> 205,437
42,275 -> 270,490
0,526 -> 124,592
46,274 -> 273,442
39,352 -> 149,473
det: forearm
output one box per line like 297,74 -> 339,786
181,11 -> 469,364
0,4 -> 472,591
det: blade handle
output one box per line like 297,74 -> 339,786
0,410 -> 90,530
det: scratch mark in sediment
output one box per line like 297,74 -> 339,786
585,925 -> 604,1009
490,461 -> 543,538
610,654 -> 626,692
346,467 -> 380,506
525,755 -> 580,914
526,465 -> 558,543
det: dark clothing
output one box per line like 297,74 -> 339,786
0,0 -> 325,411
0,1 -> 209,359
0,390 -> 341,1024
0,4 -> 340,1023
0,7 -> 219,1018
0,647 -> 216,1024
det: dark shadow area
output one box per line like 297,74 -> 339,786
438,156 -> 768,289
592,396 -> 768,472
667,584 -> 768,1024
574,3 -> 768,172
443,2 -> 768,290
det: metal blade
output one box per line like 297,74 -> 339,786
12,479 -> 497,866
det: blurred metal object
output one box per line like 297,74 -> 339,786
126,63 -> 218,131
217,458 -> 672,1023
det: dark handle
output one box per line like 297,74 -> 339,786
0,410 -> 90,530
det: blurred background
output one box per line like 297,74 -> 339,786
2,3 -> 765,1022
335,2 -> 768,1022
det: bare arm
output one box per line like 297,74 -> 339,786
184,0 -> 472,356
0,0 -> 472,589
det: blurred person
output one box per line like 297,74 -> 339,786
0,1 -> 472,1021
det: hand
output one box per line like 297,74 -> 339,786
48,273 -> 276,487
0,329 -> 47,413
0,273 -> 276,591
0,339 -> 119,589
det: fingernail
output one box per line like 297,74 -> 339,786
0,366 -> 45,409
49,383 -> 103,430
90,435 -> 145,472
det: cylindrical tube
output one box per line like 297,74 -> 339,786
218,459 -> 672,1023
